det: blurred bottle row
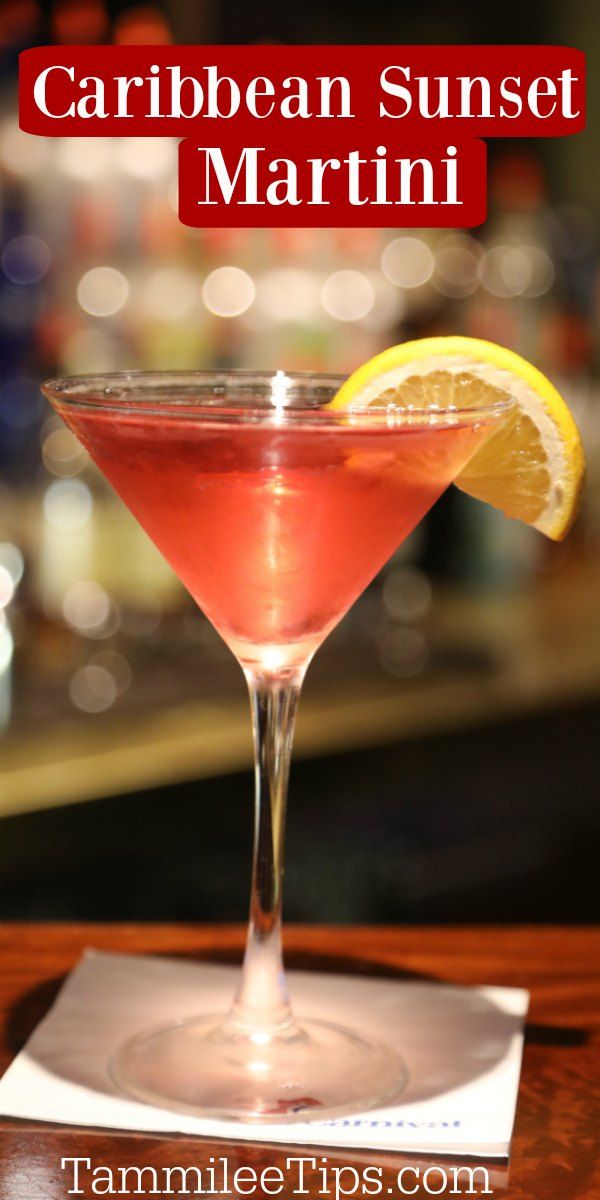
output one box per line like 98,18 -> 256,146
0,93 -> 599,740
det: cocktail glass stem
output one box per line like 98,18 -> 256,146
110,647 -> 406,1120
230,669 -> 303,1033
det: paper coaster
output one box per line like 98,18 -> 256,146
0,950 -> 528,1157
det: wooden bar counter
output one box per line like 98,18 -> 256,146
0,925 -> 598,1198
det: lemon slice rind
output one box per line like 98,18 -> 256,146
329,337 -> 585,541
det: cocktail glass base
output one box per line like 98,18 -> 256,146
111,1013 -> 407,1123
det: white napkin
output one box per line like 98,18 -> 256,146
0,950 -> 528,1158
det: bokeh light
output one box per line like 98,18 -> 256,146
0,566 -> 14,609
42,427 -> 87,477
62,580 -> 111,634
0,376 -> 43,429
202,266 -> 255,318
77,267 -> 129,317
363,273 -> 405,331
382,566 -> 432,623
142,268 -> 202,321
57,138 -> 114,181
0,622 -> 14,675
43,479 -> 93,531
479,245 -> 534,297
321,270 -> 374,321
62,328 -> 117,374
69,664 -> 118,713
116,138 -> 177,181
522,245 -> 555,297
0,120 -> 49,176
254,269 -> 320,324
89,648 -> 132,695
1,236 -> 51,285
433,235 -> 481,298
0,0 -> 41,43
381,237 -> 435,288
0,544 -> 24,588
52,0 -> 109,44
378,626 -> 429,678
114,4 -> 171,44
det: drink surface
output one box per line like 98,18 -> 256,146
61,405 -> 492,671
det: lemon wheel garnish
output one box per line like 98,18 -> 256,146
329,336 -> 585,541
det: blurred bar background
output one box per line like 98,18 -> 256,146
0,0 -> 598,923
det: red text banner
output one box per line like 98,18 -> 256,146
18,44 -> 584,227
178,136 -> 486,228
19,45 -> 585,137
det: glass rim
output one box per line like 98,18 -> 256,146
41,368 -> 515,427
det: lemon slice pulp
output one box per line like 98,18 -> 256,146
329,336 -> 585,540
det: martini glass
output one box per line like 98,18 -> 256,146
43,370 -> 511,1123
